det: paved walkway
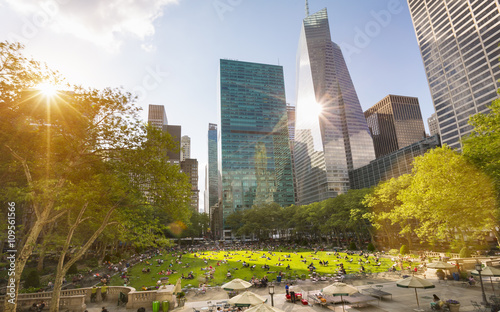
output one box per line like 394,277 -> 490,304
84,278 -> 495,312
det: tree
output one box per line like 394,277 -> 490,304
463,96 -> 500,200
363,175 -> 412,249
0,42 -> 191,312
398,146 -> 498,247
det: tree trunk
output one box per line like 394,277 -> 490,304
50,204 -> 116,312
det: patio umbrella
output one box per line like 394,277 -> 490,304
426,261 -> 455,269
321,282 -> 358,312
396,276 -> 435,310
228,291 -> 267,307
471,266 -> 500,292
222,278 -> 253,291
245,303 -> 285,312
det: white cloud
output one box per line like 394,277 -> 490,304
5,0 -> 179,52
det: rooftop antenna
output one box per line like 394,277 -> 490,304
305,0 -> 310,17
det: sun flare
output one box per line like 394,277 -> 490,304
37,83 -> 58,97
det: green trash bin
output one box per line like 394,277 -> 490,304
152,300 -> 160,312
162,300 -> 169,312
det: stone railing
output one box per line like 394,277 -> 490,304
126,285 -> 175,310
0,285 -> 174,312
0,292 -> 86,312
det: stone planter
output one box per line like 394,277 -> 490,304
448,303 -> 460,312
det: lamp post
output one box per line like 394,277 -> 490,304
475,262 -> 488,306
268,285 -> 275,307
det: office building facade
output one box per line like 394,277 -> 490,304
148,104 -> 168,128
294,8 -> 375,205
365,95 -> 426,158
428,112 -> 439,136
349,134 -> 441,189
181,135 -> 191,161
181,158 -> 199,211
220,59 -> 295,229
208,123 -> 219,211
408,0 -> 500,149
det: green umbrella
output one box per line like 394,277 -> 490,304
397,276 -> 435,310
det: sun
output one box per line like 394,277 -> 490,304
36,83 -> 58,97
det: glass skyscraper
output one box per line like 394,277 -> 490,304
408,0 -> 500,149
294,8 -> 375,206
208,123 -> 219,210
220,59 -> 295,228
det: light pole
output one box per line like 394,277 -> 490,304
475,262 -> 489,306
268,284 -> 275,307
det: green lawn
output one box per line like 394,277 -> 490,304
109,250 -> 413,290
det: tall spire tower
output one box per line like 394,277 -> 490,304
294,7 -> 376,205
305,0 -> 309,17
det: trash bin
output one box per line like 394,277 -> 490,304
162,300 -> 169,312
277,276 -> 282,283
153,300 -> 160,312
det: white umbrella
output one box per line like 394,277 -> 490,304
426,261 -> 455,269
396,276 -> 435,310
245,303 -> 285,312
321,282 -> 358,312
228,291 -> 267,307
471,266 -> 500,292
222,278 -> 253,291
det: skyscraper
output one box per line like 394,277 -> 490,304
181,158 -> 199,211
181,135 -> 191,161
408,0 -> 500,149
148,104 -> 168,128
220,59 -> 295,233
428,112 -> 439,137
365,95 -> 426,158
294,7 -> 375,206
208,123 -> 219,211
163,125 -> 181,163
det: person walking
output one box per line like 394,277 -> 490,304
285,283 -> 289,296
290,290 -> 296,304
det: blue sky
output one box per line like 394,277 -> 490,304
0,0 -> 433,211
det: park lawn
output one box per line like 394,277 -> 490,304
109,250 -> 409,290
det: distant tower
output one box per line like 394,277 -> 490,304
181,158 -> 199,211
181,135 -> 191,161
148,104 -> 168,128
365,95 -> 426,158
305,0 -> 309,17
294,7 -> 375,205
428,113 -> 439,137
208,123 -> 219,211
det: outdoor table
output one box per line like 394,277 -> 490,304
344,293 -> 379,307
361,288 -> 393,300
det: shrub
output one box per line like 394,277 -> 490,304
459,247 -> 471,258
349,242 -> 357,250
400,245 -> 409,255
86,258 -> 99,268
68,263 -> 78,275
367,243 -> 375,252
388,249 -> 399,256
103,255 -> 111,262
23,270 -> 40,288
